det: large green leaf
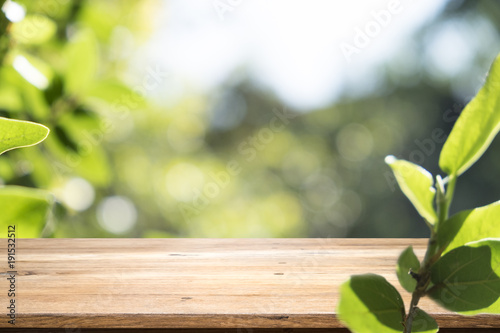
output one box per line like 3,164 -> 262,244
0,117 -> 49,155
437,200 -> 500,254
439,54 -> 500,176
0,186 -> 53,238
397,245 -> 421,292
337,274 -> 405,333
385,156 -> 437,224
428,240 -> 500,314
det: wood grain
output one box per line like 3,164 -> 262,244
0,238 -> 499,329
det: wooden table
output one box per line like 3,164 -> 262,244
1,238 -> 499,332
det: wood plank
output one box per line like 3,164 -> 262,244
0,238 -> 499,329
7,324 -> 497,331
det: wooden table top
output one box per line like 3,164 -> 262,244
1,238 -> 499,329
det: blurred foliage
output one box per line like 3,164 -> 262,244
0,116 -> 50,237
0,0 -> 499,238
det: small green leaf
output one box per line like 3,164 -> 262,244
64,29 -> 98,95
439,54 -> 500,176
0,117 -> 49,155
428,240 -> 500,314
437,200 -> 500,254
43,74 -> 64,105
385,156 -> 437,224
411,308 -> 439,333
53,124 -> 80,153
397,245 -> 421,292
0,186 -> 53,238
337,274 -> 405,333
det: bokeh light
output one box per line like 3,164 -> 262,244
59,178 -> 95,212
97,196 -> 137,234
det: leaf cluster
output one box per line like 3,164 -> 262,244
0,1 -> 147,236
338,54 -> 500,332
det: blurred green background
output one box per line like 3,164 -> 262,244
1,0 -> 499,238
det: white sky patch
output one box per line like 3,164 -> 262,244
2,0 -> 25,23
426,20 -> 476,78
13,55 -> 49,89
136,0 -> 447,110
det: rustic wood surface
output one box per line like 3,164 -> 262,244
1,329 -> 500,333
0,238 -> 499,330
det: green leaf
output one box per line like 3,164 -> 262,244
0,84 -> 23,112
64,29 -> 98,95
0,117 -> 49,155
0,186 -> 53,238
44,111 -> 111,186
439,54 -> 500,176
411,308 -> 439,333
428,240 -> 500,314
385,156 -> 437,224
10,15 -> 57,44
337,274 -> 405,333
17,146 -> 53,188
1,65 -> 51,119
397,245 -> 421,292
437,200 -> 500,254
0,157 -> 15,181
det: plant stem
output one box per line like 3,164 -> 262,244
403,174 -> 457,333
403,240 -> 433,333
441,175 -> 456,223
